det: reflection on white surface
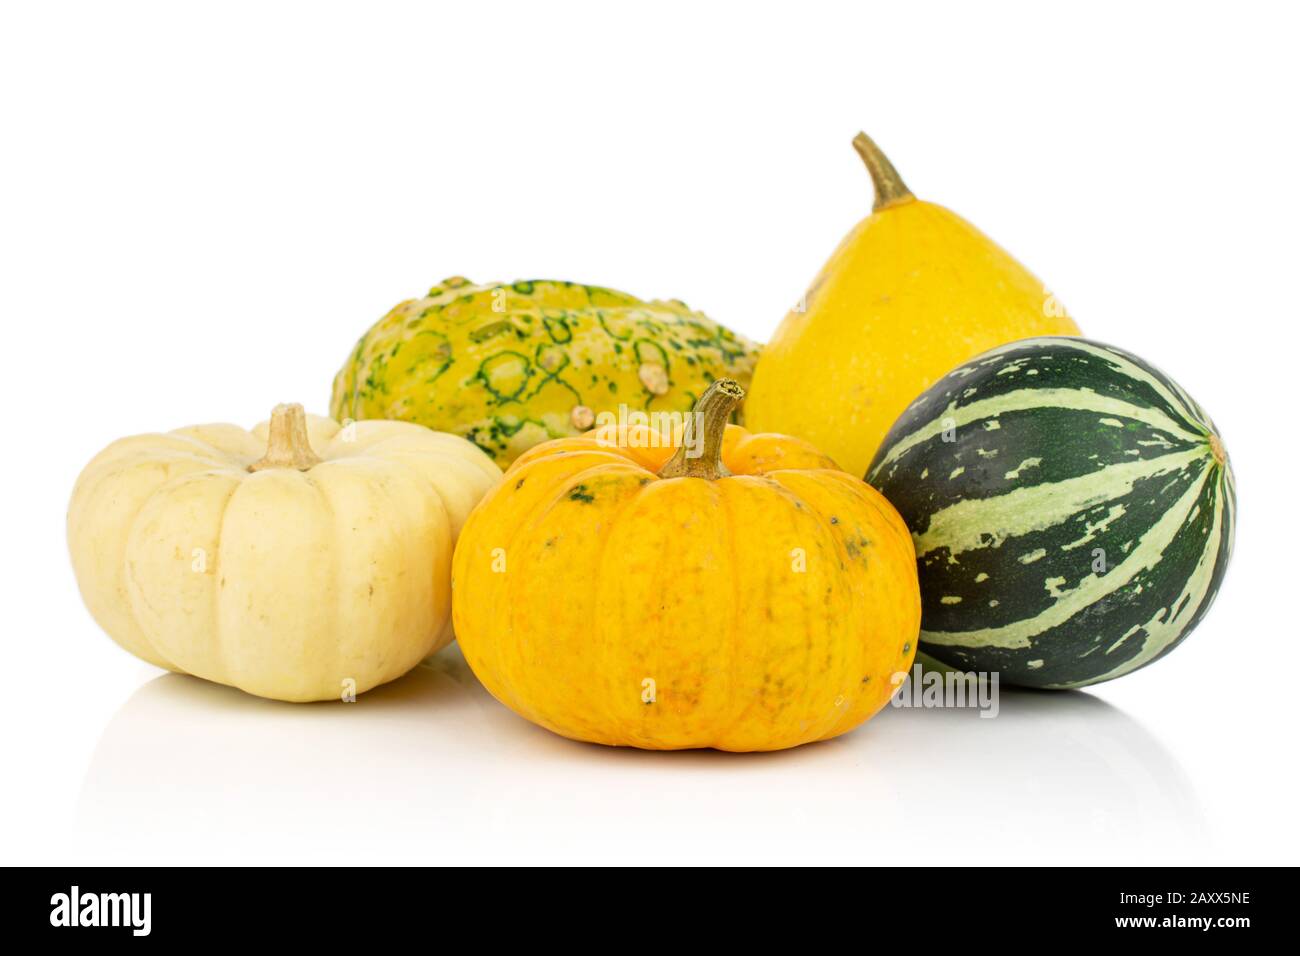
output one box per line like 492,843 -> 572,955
79,647 -> 1206,864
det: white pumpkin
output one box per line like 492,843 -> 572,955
68,403 -> 502,702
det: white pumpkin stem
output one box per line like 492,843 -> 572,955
249,403 -> 323,472
852,131 -> 914,212
658,379 -> 744,481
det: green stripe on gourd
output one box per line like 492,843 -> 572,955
866,337 -> 1235,689
331,278 -> 760,465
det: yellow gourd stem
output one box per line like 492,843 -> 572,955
852,131 -> 914,212
249,403 -> 323,472
658,379 -> 744,480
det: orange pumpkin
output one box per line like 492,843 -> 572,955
451,380 -> 921,751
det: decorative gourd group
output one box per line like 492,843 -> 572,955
67,131 -> 1234,750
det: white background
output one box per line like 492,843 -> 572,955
2,1 -> 1296,865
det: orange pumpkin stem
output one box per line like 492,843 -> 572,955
658,379 -> 744,481
249,403 -> 323,472
852,131 -> 914,212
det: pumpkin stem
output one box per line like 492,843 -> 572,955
1208,433 -> 1226,466
852,131 -> 914,212
658,379 -> 744,481
249,403 -> 323,472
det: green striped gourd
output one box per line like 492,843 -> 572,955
866,337 -> 1235,689
331,277 -> 760,465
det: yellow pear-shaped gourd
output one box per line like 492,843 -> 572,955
746,132 -> 1081,477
